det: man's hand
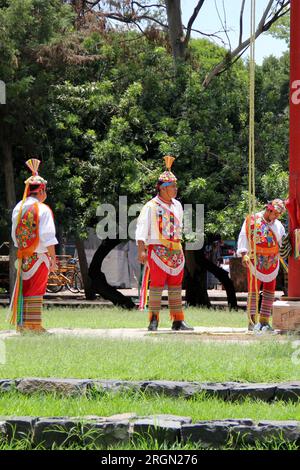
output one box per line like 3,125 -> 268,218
138,249 -> 147,264
241,253 -> 250,268
137,240 -> 147,264
49,256 -> 58,273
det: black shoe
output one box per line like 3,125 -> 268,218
148,315 -> 158,331
171,321 -> 194,331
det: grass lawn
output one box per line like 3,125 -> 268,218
0,391 -> 300,422
0,306 -> 299,450
0,307 -> 299,382
0,329 -> 298,383
0,306 -> 248,330
0,392 -> 299,450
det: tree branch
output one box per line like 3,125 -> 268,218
214,0 -> 231,51
187,27 -> 227,47
184,0 -> 206,46
239,0 -> 246,46
203,0 -> 290,88
95,10 -> 168,29
132,1 -> 166,9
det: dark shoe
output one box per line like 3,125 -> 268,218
148,315 -> 158,331
171,321 -> 194,331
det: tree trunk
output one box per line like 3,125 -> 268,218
184,249 -> 211,307
88,239 -> 136,309
165,0 -> 187,62
184,249 -> 238,309
199,253 -> 238,310
1,140 -> 16,298
75,238 -> 95,300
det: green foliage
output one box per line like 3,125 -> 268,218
268,13 -> 290,45
0,3 -> 291,244
0,0 -> 75,235
260,163 -> 289,201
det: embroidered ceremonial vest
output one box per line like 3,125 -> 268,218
150,199 -> 185,275
15,203 -> 39,259
246,214 -> 279,274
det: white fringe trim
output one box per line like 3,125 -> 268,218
249,260 -> 279,283
151,250 -> 185,276
21,253 -> 50,280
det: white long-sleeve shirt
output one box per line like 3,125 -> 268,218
12,196 -> 58,253
135,195 -> 183,245
237,211 -> 286,256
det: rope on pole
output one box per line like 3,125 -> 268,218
247,0 -> 259,325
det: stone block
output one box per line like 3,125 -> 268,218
82,421 -> 130,447
3,416 -> 37,441
273,301 -> 300,331
17,378 -> 90,396
33,418 -> 82,448
181,420 -> 254,447
133,416 -> 182,444
275,382 -> 300,402
229,383 -> 277,402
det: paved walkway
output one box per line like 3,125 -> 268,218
0,326 -> 290,343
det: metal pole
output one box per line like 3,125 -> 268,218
288,0 -> 300,297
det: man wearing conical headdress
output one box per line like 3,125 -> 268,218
237,199 -> 286,333
136,156 -> 193,331
10,159 -> 58,333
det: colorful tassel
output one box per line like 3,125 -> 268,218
9,259 -> 23,326
139,263 -> 150,311
26,158 -> 41,176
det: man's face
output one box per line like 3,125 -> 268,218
265,208 -> 280,222
160,182 -> 177,200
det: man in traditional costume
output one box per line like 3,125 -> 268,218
10,159 -> 58,333
136,156 -> 193,331
237,199 -> 286,332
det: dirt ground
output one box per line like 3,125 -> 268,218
0,326 -> 294,343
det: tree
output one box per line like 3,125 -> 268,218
0,0 -> 75,294
65,0 -> 291,84
1,1 -> 291,308
43,30 -> 251,307
268,10 -> 290,44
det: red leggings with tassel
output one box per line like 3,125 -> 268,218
21,262 -> 49,331
247,271 -> 276,323
147,247 -> 184,322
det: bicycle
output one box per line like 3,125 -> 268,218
46,256 -> 83,294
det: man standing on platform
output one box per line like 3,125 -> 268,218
136,156 -> 193,331
10,159 -> 58,333
237,199 -> 286,332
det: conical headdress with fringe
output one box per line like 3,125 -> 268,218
158,156 -> 177,185
25,159 -> 47,187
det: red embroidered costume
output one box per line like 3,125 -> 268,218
10,159 -> 58,332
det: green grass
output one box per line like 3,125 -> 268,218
0,333 -> 298,382
0,390 -> 300,422
0,432 -> 298,450
0,306 -> 248,330
0,306 -> 298,451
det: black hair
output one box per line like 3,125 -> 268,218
28,184 -> 44,195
